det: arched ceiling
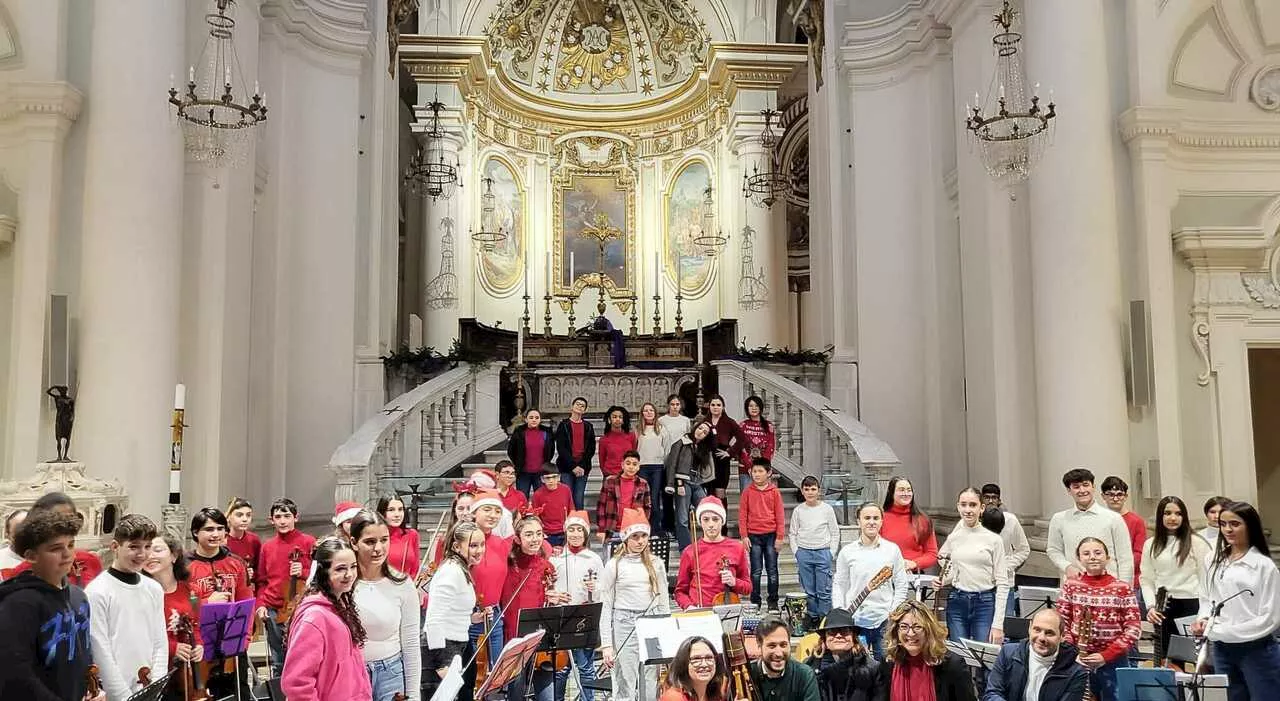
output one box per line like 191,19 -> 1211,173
483,0 -> 711,106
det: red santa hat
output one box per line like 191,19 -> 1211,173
469,469 -> 498,490
565,510 -> 591,533
469,489 -> 504,513
620,508 -> 650,540
332,501 -> 362,526
695,496 -> 727,523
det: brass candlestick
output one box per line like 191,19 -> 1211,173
566,294 -> 578,336
521,290 -> 531,333
652,292 -> 662,337
628,294 -> 638,337
596,284 -> 608,317
510,365 -> 528,430
543,292 -> 553,338
695,364 -> 706,409
674,289 -> 684,337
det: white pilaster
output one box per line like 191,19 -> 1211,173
75,1 -> 185,519
733,136 -> 787,347
419,130 -> 464,352
1025,0 -> 1130,510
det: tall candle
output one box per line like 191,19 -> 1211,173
546,251 -> 552,294
696,321 -> 704,364
654,252 -> 660,292
517,326 -> 524,365
569,252 -> 576,286
174,384 -> 186,411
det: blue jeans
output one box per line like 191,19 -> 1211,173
946,588 -> 996,643
518,472 -> 542,498
508,663 -> 554,701
739,473 -> 751,494
673,481 -> 707,550
366,653 -> 405,701
748,533 -> 780,608
546,532 -> 565,547
857,624 -> 885,659
639,465 -> 665,534
264,608 -> 286,677
554,648 -> 596,701
795,548 -> 833,618
1088,659 -> 1125,701
560,470 -> 588,510
469,614 -> 505,672
1212,637 -> 1280,701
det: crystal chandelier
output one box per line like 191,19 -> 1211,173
168,0 -> 266,167
470,176 -> 508,251
964,1 -> 1056,188
692,186 -> 728,256
404,96 -> 459,201
742,109 -> 789,209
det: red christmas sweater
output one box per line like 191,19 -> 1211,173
674,537 -> 751,609
500,549 -> 554,636
4,549 -> 102,587
735,419 -> 776,472
188,547 -> 254,603
160,580 -> 204,659
255,528 -> 316,611
225,530 -> 261,590
1058,573 -> 1141,663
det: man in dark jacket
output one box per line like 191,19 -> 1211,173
807,608 -> 880,701
752,615 -> 820,701
983,609 -> 1087,701
0,509 -> 98,701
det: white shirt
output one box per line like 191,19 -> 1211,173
424,559 -> 477,649
789,502 -> 841,556
0,546 -> 23,573
1199,526 -> 1220,552
598,553 -> 670,649
354,575 -> 422,700
86,570 -> 168,701
999,512 -> 1031,577
637,427 -> 666,465
1198,548 -> 1280,643
658,415 -> 690,453
1046,501 -> 1134,583
940,522 -> 1011,630
1139,534 -> 1212,604
831,537 -> 909,628
1024,649 -> 1055,701
550,547 -> 605,604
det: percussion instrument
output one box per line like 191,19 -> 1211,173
781,593 -> 808,636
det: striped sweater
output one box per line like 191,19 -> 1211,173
1058,573 -> 1141,663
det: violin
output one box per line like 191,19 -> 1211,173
712,556 -> 741,605
86,664 -> 102,698
534,568 -> 571,673
276,548 -> 302,625
174,614 -> 210,701
137,667 -> 152,689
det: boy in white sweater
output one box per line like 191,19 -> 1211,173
86,514 -> 168,701
789,475 -> 840,630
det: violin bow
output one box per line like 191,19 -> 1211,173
691,506 -> 703,604
415,509 -> 450,584
463,563 -> 538,673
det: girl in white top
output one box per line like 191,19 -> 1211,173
550,511 -> 605,701
1140,495 -> 1212,664
634,402 -> 667,536
598,508 -> 670,701
349,510 -> 422,701
423,522 -> 486,699
937,487 -> 1010,644
658,394 -> 691,454
832,502 -> 909,659
1192,501 -> 1280,699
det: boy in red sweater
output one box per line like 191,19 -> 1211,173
595,451 -> 651,544
224,497 -> 260,590
187,507 -> 254,603
674,496 -> 751,609
254,497 -> 315,677
532,465 -> 574,547
739,459 -> 785,611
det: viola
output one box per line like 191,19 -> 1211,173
174,613 -> 210,701
533,568 -> 571,673
712,555 -> 741,606
276,547 -> 302,625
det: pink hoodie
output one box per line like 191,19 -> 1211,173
281,594 -> 373,701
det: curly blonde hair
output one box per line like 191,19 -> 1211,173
883,600 -> 948,666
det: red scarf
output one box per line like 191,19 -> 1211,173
890,655 -> 936,701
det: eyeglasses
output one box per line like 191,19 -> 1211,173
1103,491 -> 1127,498
897,624 -> 926,634
689,655 -> 716,666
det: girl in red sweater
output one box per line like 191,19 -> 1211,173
501,512 -> 567,700
735,395 -> 775,493
377,494 -> 420,578
598,405 -> 638,479
1057,537 -> 1141,701
880,477 -> 938,573
143,533 -> 205,701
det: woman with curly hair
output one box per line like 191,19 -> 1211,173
282,537 -> 372,701
658,636 -> 728,701
876,600 -> 975,701
598,405 -> 638,480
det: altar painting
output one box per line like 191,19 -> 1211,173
477,157 -> 525,294
555,171 -> 632,293
664,161 -> 713,293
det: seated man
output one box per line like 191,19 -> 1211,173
804,607 -> 879,701
983,608 -> 1087,701
749,615 -> 819,701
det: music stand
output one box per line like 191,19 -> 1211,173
1174,673 -> 1228,701
517,604 -> 602,701
1167,635 -> 1198,666
1118,667 -> 1179,701
199,599 -> 256,661
1015,586 -> 1059,618
125,672 -> 175,701
1003,617 -> 1029,640
476,629 -> 546,700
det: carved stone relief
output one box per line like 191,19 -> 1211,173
1250,65 -> 1280,111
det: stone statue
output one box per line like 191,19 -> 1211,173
46,385 -> 75,462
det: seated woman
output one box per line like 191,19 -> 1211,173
658,636 -> 728,701
876,600 -> 976,701
804,608 -> 879,701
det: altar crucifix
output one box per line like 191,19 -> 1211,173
579,210 -> 624,317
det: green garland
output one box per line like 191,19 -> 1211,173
382,339 -> 502,374
728,343 -> 830,366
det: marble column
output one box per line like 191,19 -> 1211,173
418,127 -> 464,352
75,0 -> 185,519
1025,0 -> 1130,511
734,134 -> 787,348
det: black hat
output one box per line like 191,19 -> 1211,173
819,608 -> 855,632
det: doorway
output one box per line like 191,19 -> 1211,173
1247,348 -> 1280,516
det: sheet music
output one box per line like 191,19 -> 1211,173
635,610 -> 725,662
428,656 -> 464,701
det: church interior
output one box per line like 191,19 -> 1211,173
0,0 -> 1278,551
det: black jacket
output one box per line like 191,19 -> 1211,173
809,650 -> 880,701
0,571 -> 92,701
552,419 -> 595,474
663,436 -> 716,491
875,651 -> 976,701
982,641 -> 1087,701
507,424 -> 555,473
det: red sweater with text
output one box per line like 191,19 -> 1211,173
225,530 -> 261,590
500,550 -> 554,636
1059,573 -> 1142,663
675,537 -> 751,609
880,504 -> 938,571
255,528 -> 316,610
739,481 -> 785,538
473,531 -> 513,610
532,485 -> 574,534
188,548 -> 254,603
598,430 -> 638,478
736,419 -> 776,472
160,581 -> 204,659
